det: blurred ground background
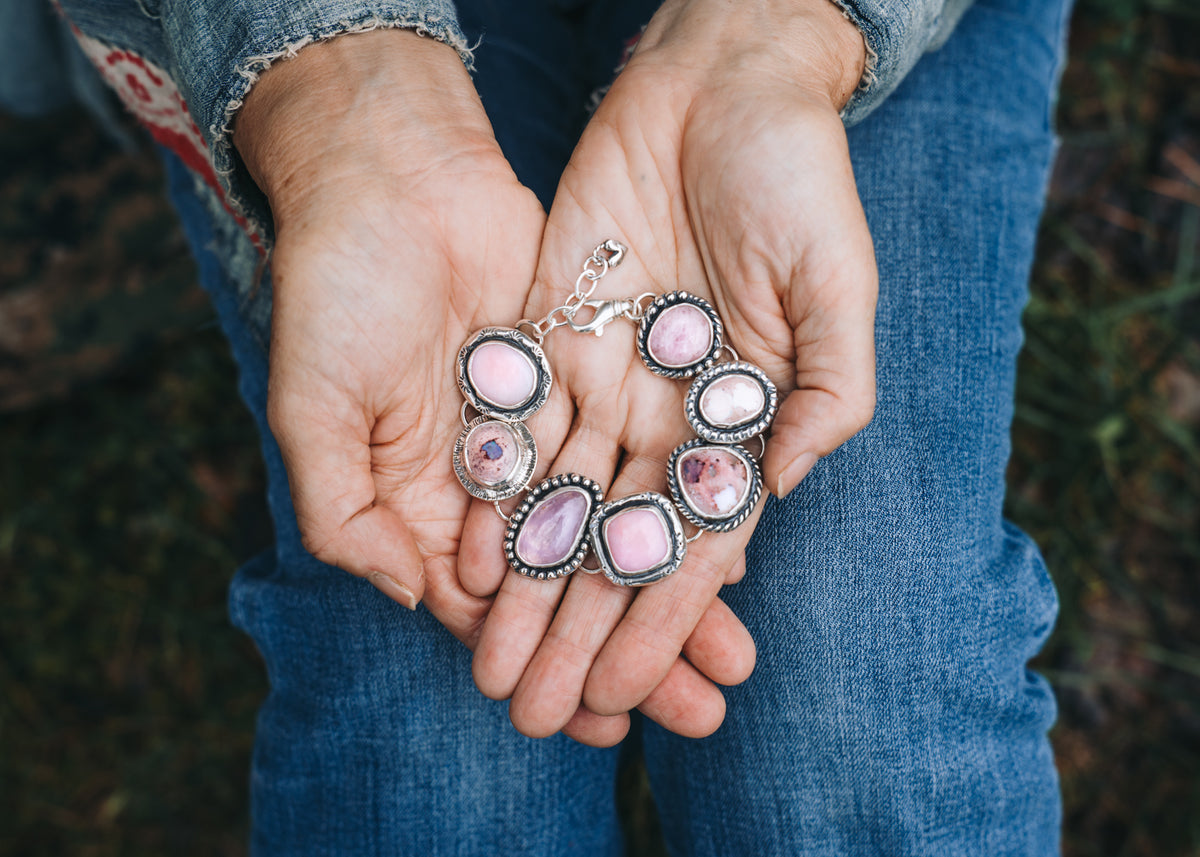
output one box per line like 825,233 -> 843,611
1,0 -> 1198,854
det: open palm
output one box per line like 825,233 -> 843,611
465,0 -> 878,738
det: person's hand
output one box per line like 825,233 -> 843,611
234,29 -> 753,746
233,29 -> 633,742
463,0 -> 878,739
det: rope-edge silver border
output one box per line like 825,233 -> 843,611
667,439 -> 763,532
635,291 -> 724,379
452,416 -> 538,502
684,362 -> 779,444
589,492 -> 688,587
504,474 -> 604,580
457,327 -> 553,422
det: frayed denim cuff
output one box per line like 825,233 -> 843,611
831,0 -> 972,126
159,0 -> 473,242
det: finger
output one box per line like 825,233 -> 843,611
509,445 -> 756,735
762,205 -> 878,499
637,656 -> 727,739
581,499 -> 762,716
458,497 -> 513,598
560,706 -> 630,748
458,384 -> 575,598
762,382 -> 874,497
505,449 -> 667,738
419,554 -> 491,649
506,570 -> 632,737
269,390 -> 429,608
472,573 -> 568,702
471,409 -> 624,702
682,596 -> 756,687
725,551 -> 747,585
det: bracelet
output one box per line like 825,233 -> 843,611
451,241 -> 777,587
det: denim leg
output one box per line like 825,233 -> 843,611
455,0 -> 661,209
456,0 -> 592,210
643,0 -> 1070,853
161,5 -> 628,853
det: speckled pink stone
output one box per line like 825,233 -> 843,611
463,421 -> 520,485
467,341 -> 536,408
515,487 -> 590,567
647,303 -> 713,368
699,374 -> 765,427
604,507 -> 670,574
678,447 -> 749,517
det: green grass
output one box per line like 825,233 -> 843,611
2,0 -> 1198,853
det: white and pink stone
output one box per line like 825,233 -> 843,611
463,421 -> 521,486
699,373 -> 766,428
515,486 -> 591,568
647,303 -> 713,368
603,506 -> 671,574
677,447 -> 750,518
467,341 -> 537,409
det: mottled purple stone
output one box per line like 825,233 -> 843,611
647,303 -> 713,368
515,486 -> 591,568
699,373 -> 765,427
678,447 -> 750,518
463,421 -> 520,485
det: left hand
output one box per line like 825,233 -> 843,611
461,0 -> 879,738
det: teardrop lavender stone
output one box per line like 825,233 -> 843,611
515,486 -> 591,568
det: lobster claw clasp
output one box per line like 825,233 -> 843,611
566,298 -> 635,337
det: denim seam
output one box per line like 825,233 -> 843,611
210,13 -> 477,243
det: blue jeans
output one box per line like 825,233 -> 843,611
163,0 -> 1069,851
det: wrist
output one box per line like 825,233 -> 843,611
233,28 -> 497,223
636,0 -> 866,111
794,0 -> 867,110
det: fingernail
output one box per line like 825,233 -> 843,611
368,572 -> 418,611
775,452 -> 818,497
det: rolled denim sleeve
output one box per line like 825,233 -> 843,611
832,0 -> 974,125
158,0 -> 471,235
59,0 -> 471,241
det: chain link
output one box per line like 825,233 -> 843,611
517,302 -> 577,342
629,292 -> 658,321
520,241 -> 632,342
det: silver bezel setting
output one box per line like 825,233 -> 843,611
635,291 -> 724,379
457,327 -> 553,422
504,474 -> 604,580
452,416 -> 538,501
589,492 -> 687,587
667,439 -> 763,532
684,361 -> 779,444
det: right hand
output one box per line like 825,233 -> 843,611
233,29 -> 747,746
463,0 -> 875,741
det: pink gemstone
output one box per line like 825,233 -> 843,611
677,447 -> 750,517
647,303 -> 713,368
463,421 -> 520,486
603,507 -> 671,574
467,341 -> 537,409
699,374 -> 765,427
515,487 -> 591,568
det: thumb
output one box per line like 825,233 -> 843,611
268,388 -> 428,610
761,260 -> 878,497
